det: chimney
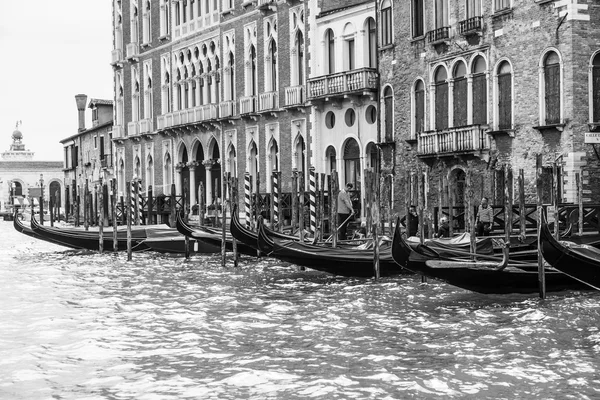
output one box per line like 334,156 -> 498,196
75,94 -> 88,132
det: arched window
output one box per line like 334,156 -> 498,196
250,45 -> 257,96
343,139 -> 361,190
326,146 -> 336,174
366,18 -> 376,68
228,145 -> 236,177
384,86 -> 394,142
269,40 -> 278,91
453,61 -> 467,127
543,51 -> 561,125
343,23 -> 355,71
381,0 -> 392,46
206,60 -> 212,104
227,52 -> 235,101
592,53 -> 600,123
497,61 -> 512,130
435,0 -> 448,29
295,31 -> 305,85
326,29 -> 335,74
414,80 -> 425,137
472,56 -> 487,125
146,156 -> 154,193
435,66 -> 449,130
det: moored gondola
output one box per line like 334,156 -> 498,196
29,216 -> 151,251
392,218 -> 589,294
175,212 -> 258,256
256,217 -> 407,277
540,220 -> 600,291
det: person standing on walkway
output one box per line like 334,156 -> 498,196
476,196 -> 493,236
400,205 -> 419,237
337,183 -> 354,240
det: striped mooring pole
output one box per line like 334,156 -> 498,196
244,172 -> 252,229
309,166 -> 317,235
271,171 -> 280,230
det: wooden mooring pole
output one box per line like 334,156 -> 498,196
536,155 -> 546,299
331,170 -> 339,248
98,182 -> 104,254
576,172 -> 583,236
126,181 -> 132,262
111,179 -> 118,252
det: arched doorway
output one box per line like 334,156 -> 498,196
194,142 -> 206,206
343,138 -> 360,189
210,142 -> 221,204
450,168 -> 466,231
49,181 -> 61,216
179,146 -> 190,203
325,145 -> 336,174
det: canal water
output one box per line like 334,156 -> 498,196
1,221 -> 599,399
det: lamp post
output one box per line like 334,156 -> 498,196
39,174 -> 45,225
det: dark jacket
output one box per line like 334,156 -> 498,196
400,212 -> 419,237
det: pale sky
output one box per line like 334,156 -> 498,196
0,1 -> 114,161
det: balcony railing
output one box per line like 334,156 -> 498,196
111,48 -> 123,65
219,100 -> 237,118
459,16 -> 483,35
126,42 -> 139,60
258,91 -> 279,112
426,27 -> 450,43
112,125 -> 125,139
239,96 -> 257,114
127,121 -> 140,136
417,125 -> 490,156
139,118 -> 154,134
257,0 -> 276,10
284,85 -> 305,107
307,68 -> 378,100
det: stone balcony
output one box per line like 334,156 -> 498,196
284,85 -> 305,108
125,42 -> 139,62
157,104 -> 219,131
112,125 -> 125,140
307,68 -> 378,101
111,48 -> 123,67
258,91 -> 279,113
417,125 -> 490,159
219,100 -> 237,119
239,95 -> 257,115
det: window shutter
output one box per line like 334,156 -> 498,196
385,95 -> 393,142
415,89 -> 425,134
498,74 -> 511,130
545,64 -> 560,124
593,66 -> 600,123
453,77 -> 468,127
435,83 -> 449,130
472,74 -> 487,125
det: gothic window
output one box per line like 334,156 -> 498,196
412,0 -> 424,38
381,0 -> 392,46
269,40 -> 278,91
250,44 -> 257,96
227,52 -> 235,101
294,31 -> 305,85
453,61 -> 467,127
435,66 -> 449,130
472,56 -> 487,125
543,51 -> 561,125
497,61 -> 512,130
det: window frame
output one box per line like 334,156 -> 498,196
411,0 -> 424,38
589,51 -> 600,124
383,85 -> 394,142
494,59 -> 513,131
538,49 -> 563,127
412,78 -> 426,140
380,0 -> 393,46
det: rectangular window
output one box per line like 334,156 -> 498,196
94,136 -> 98,149
385,96 -> 393,142
381,6 -> 392,46
347,39 -> 355,71
99,136 -> 105,158
435,83 -> 449,130
412,0 -> 424,38
498,74 -> 512,129
73,145 -> 79,167
467,0 -> 481,18
594,66 -> 600,122
494,0 -> 510,11
453,77 -> 467,127
435,0 -> 448,29
472,74 -> 487,125
545,64 -> 560,125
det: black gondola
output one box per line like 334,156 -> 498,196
256,217 -> 407,278
391,218 -> 589,294
29,216 -> 150,251
175,212 -> 258,257
230,205 -> 299,253
540,221 -> 600,291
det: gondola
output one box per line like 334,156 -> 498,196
142,225 -> 221,254
391,218 -> 589,294
540,220 -> 600,290
14,212 -> 48,241
175,212 -> 258,257
29,216 -> 151,251
256,218 -> 408,277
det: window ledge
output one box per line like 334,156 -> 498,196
221,8 -> 234,16
533,123 -> 565,133
380,43 -> 395,51
141,42 -> 151,48
486,128 -> 515,138
404,138 -> 418,146
410,35 -> 426,43
492,8 -> 513,18
588,123 -> 600,132
158,34 -> 170,41
535,0 -> 554,4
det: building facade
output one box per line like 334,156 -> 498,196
60,95 -> 115,218
0,124 -> 64,214
111,0 -> 310,219
380,0 -> 600,225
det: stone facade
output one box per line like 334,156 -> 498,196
380,0 -> 600,228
